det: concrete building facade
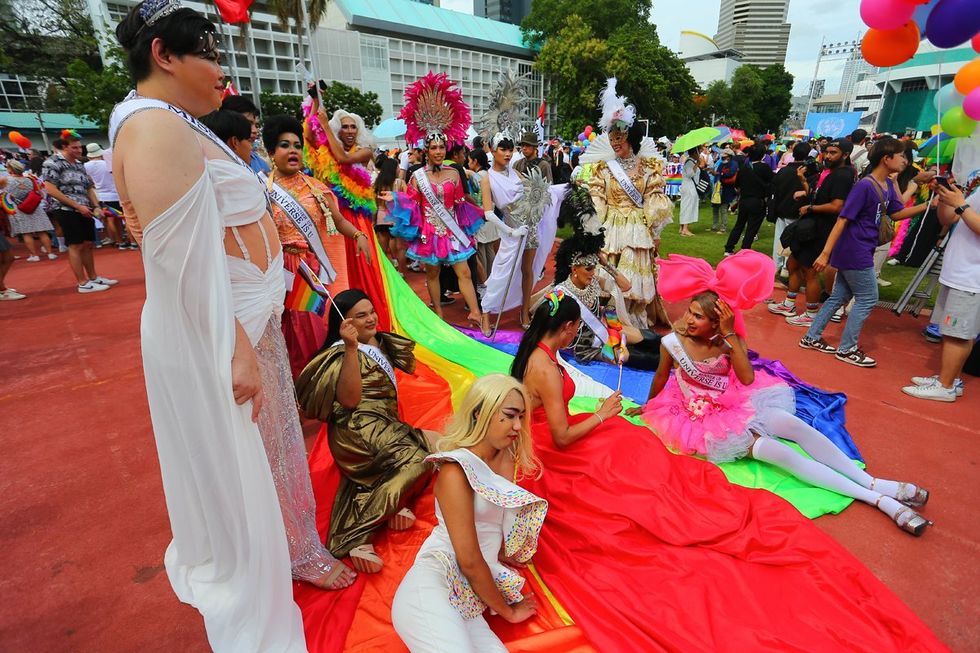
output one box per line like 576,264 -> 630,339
713,0 -> 791,67
678,30 -> 743,89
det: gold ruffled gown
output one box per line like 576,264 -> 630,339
296,332 -> 432,557
587,157 -> 674,327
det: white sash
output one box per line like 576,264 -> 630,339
607,159 -> 644,208
263,175 -> 336,284
663,333 -> 730,392
332,340 -> 397,389
108,91 -> 272,215
555,283 -> 609,347
412,168 -> 469,245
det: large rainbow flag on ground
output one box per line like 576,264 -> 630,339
292,233 -> 866,653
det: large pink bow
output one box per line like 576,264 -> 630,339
656,250 -> 775,336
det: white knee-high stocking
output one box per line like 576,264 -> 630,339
750,437 -> 903,520
760,410 -> 907,499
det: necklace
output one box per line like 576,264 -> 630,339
565,278 -> 599,308
616,154 -> 638,170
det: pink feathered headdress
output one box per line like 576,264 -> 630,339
399,72 -> 471,147
656,250 -> 775,337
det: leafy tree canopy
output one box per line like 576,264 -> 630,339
260,92 -> 304,120
524,1 -> 697,138
318,81 -> 383,129
702,64 -> 794,135
65,42 -> 132,130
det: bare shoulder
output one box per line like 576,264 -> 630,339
114,109 -> 207,223
434,461 -> 471,495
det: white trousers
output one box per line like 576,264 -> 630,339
392,557 -> 508,653
772,217 -> 790,270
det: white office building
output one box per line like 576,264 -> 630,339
713,0 -> 791,67
83,0 -> 550,133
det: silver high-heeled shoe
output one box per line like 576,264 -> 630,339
879,498 -> 933,536
896,482 -> 929,508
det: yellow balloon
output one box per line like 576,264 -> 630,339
931,123 -> 943,134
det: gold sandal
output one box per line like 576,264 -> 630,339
349,544 -> 384,573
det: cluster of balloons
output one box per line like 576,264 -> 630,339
860,0 -> 980,67
570,124 -> 596,155
859,0 -> 980,139
7,131 -> 32,149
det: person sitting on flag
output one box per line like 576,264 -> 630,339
296,289 -> 439,574
261,114 -> 371,377
545,186 -> 661,370
582,78 -> 673,328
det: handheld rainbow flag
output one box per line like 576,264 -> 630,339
285,259 -> 327,316
601,308 -> 624,362
220,80 -> 239,101
102,204 -> 123,219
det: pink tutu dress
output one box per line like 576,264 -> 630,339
641,333 -> 795,463
390,176 -> 484,266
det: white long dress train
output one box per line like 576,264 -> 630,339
139,164 -> 306,652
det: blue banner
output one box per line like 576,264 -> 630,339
804,112 -> 863,138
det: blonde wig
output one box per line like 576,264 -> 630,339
438,374 -> 541,480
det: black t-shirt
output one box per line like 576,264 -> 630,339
736,161 -> 774,200
811,165 -> 855,210
771,162 -> 807,220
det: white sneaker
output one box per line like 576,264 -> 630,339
830,306 -> 844,323
77,281 -> 109,293
47,253 -> 58,260
886,258 -> 899,266
902,383 -> 957,403
100,237 -> 113,245
0,288 -> 26,300
876,277 -> 892,287
779,267 -> 789,279
26,255 -> 40,262
90,276 -> 119,286
910,375 -> 964,396
58,245 -> 68,253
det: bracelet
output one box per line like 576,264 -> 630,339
352,230 -> 368,240
596,413 -> 604,424
721,332 -> 736,340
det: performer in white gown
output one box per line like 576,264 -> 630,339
391,374 -> 545,652
110,2 -> 331,650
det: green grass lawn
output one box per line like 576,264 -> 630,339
557,202 -> 923,305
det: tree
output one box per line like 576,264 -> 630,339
728,66 -> 764,133
319,82 -> 383,129
260,92 -> 304,120
64,41 -> 132,130
524,1 -> 697,137
756,64 -> 794,133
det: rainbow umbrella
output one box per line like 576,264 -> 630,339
918,132 -> 957,165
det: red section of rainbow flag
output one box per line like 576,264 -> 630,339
285,259 -> 327,316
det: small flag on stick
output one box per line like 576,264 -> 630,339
285,259 -> 328,316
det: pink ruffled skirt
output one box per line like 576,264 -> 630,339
641,371 -> 795,463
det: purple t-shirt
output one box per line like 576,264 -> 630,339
830,177 -> 903,270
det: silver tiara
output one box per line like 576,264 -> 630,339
140,0 -> 182,26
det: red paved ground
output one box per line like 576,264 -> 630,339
1,243 -> 977,652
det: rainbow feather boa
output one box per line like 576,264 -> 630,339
303,104 -> 376,220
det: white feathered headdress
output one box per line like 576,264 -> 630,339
598,77 -> 636,133
479,69 -> 531,148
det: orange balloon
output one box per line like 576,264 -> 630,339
862,22 -> 920,67
953,57 -> 980,95
8,130 -> 23,141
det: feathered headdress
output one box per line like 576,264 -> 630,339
60,129 -> 81,140
598,77 -> 636,134
399,72 -> 471,146
510,167 -> 552,226
555,186 -> 604,282
478,69 -> 530,147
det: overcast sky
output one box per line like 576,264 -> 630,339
439,0 -> 866,96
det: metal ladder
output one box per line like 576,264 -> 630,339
893,230 -> 950,318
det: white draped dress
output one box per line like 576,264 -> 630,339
138,156 -> 307,652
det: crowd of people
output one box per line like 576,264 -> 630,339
2,0 -> 977,651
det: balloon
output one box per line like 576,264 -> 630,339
964,88 -> 980,120
578,132 -> 586,141
584,125 -> 593,137
930,123 -> 942,134
860,0 -> 916,30
933,82 -> 965,112
973,32 -> 980,53
910,0 -> 938,36
940,105 -> 978,137
8,130 -> 23,142
926,0 -> 980,49
589,132 -> 596,141
954,57 -> 980,95
861,22 -> 920,67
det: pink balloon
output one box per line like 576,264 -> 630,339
964,88 -> 980,121
860,0 -> 916,30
